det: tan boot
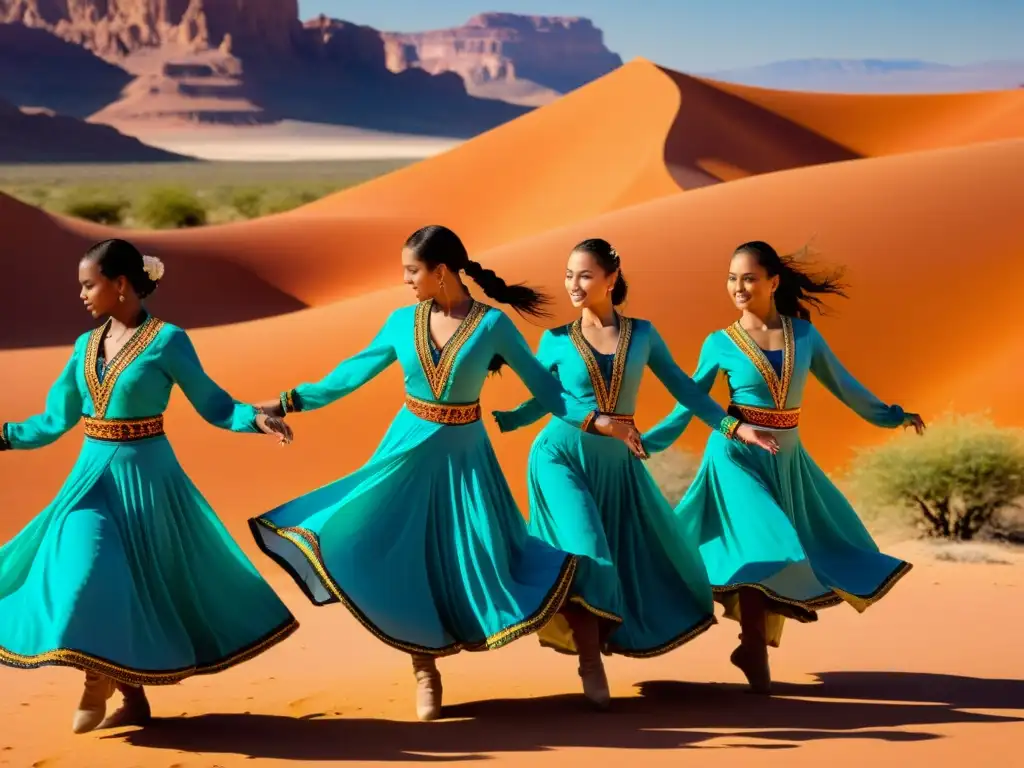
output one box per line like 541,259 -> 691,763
411,654 -> 442,721
731,588 -> 772,694
565,608 -> 610,709
99,682 -> 152,729
71,671 -> 116,734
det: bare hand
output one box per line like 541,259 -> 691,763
735,424 -> 779,454
903,412 -> 926,435
256,413 -> 293,445
610,420 -> 649,460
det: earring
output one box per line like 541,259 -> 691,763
118,294 -> 125,303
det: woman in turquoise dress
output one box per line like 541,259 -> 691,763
0,239 -> 298,734
641,240 -> 925,694
491,238 -> 779,708
249,225 -> 643,722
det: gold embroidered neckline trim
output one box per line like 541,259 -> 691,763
84,316 -> 164,418
414,300 -> 488,400
724,316 -> 794,409
568,315 -> 633,413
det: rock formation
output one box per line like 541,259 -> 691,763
382,13 -> 622,104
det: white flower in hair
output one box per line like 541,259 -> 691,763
142,254 -> 165,282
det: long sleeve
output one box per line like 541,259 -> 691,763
642,333 -> 726,454
164,328 -> 260,433
282,315 -> 397,414
809,325 -> 905,428
1,339 -> 84,450
493,313 -> 596,430
491,330 -> 559,433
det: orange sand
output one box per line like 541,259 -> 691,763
1,59 -> 1023,766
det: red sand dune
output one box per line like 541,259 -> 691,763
2,58 -> 1023,766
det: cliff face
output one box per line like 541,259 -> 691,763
382,13 -> 622,102
0,0 -> 304,59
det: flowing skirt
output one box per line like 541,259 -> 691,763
0,435 -> 298,685
526,420 -> 716,657
678,427 -> 912,647
249,408 -> 576,656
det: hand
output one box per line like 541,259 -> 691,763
902,412 -> 926,435
735,424 -> 779,455
256,413 -> 293,445
607,419 -> 649,460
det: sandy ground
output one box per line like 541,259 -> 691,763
2,541 -> 1022,767
2,59 -> 1024,766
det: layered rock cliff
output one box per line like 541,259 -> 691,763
382,13 -> 622,104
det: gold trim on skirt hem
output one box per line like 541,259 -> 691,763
0,617 -> 299,686
252,517 -> 578,656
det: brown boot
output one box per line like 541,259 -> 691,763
565,607 -> 610,709
99,681 -> 152,729
411,654 -> 442,721
730,588 -> 771,694
71,670 -> 116,734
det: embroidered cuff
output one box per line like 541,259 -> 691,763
0,423 -> 10,451
280,389 -> 301,414
719,415 -> 740,439
581,411 -> 598,434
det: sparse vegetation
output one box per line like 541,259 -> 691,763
0,160 -> 410,228
138,186 -> 207,228
61,190 -> 130,225
646,448 -> 703,506
847,414 -> 1024,541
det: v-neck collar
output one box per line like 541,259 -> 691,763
724,316 -> 794,409
414,299 -> 488,400
568,314 -> 633,413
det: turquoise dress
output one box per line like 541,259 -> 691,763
492,317 -> 741,657
642,316 -> 912,647
0,316 -> 298,684
250,300 -> 601,657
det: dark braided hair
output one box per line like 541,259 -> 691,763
734,240 -> 846,321
84,239 -> 160,299
572,237 -> 628,306
405,225 -> 552,372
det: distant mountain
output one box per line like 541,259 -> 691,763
705,58 -> 1024,93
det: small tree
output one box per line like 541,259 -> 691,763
138,187 -> 208,229
848,414 -> 1024,541
62,191 -> 129,225
646,448 -> 702,507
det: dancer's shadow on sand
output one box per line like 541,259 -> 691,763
109,671 -> 1024,762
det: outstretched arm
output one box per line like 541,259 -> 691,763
647,325 -> 739,437
1,340 -> 84,450
809,325 -> 905,428
491,330 -> 560,433
270,317 -> 397,416
642,334 -> 724,454
164,328 -> 265,433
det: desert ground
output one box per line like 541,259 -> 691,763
1,60 -> 1023,766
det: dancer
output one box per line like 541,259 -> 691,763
0,239 -> 298,734
490,238 -> 778,708
642,240 -> 924,693
249,225 -> 642,722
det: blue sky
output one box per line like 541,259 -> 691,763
297,0 -> 1023,72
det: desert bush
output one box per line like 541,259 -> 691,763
230,187 -> 264,219
62,191 -> 129,225
138,187 -> 208,229
261,188 -> 322,216
646,448 -> 703,506
848,414 -> 1024,541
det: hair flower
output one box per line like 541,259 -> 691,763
142,254 -> 165,282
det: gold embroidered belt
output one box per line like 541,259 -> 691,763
604,412 -> 636,427
83,415 -> 165,442
405,396 -> 481,425
728,404 -> 800,430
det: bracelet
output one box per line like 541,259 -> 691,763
719,416 -> 741,439
280,390 -> 299,414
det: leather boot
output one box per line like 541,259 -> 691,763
71,671 -> 115,734
730,588 -> 772,694
99,681 -> 152,729
565,608 -> 610,709
411,654 -> 443,721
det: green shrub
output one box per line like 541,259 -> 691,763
230,187 -> 264,219
646,448 -> 702,507
847,414 -> 1024,541
138,187 -> 208,229
62,191 -> 129,225
261,188 -> 321,216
